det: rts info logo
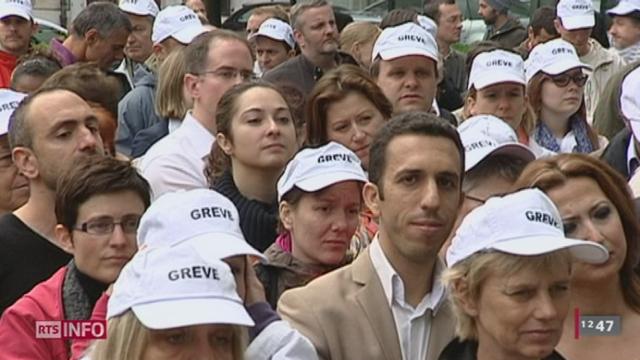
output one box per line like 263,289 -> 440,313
35,320 -> 107,340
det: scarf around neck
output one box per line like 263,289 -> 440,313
534,115 -> 594,153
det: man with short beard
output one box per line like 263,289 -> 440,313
0,0 -> 37,88
478,0 -> 526,48
263,0 -> 355,95
0,88 -> 104,314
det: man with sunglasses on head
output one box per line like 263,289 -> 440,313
555,0 -> 625,124
0,155 -> 151,359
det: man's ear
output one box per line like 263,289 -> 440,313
215,134 -> 233,156
553,18 -> 563,34
279,201 -> 294,231
293,29 -> 304,49
30,21 -> 39,35
84,28 -> 99,45
363,182 -> 381,217
184,73 -> 200,101
12,147 -> 38,180
55,224 -> 75,254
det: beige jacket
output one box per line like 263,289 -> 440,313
580,39 -> 626,125
277,248 -> 455,360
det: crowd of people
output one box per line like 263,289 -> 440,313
0,0 -> 638,358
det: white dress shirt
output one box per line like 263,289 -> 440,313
369,237 -> 446,360
136,112 -> 214,200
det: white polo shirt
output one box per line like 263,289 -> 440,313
136,112 -> 214,200
369,237 -> 446,360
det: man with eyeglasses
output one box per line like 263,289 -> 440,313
0,88 -> 105,315
116,5 -> 206,157
138,30 -> 254,200
0,155 -> 151,359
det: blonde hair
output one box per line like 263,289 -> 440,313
442,250 -> 571,340
155,48 -> 192,119
339,22 -> 380,51
89,310 -> 248,359
90,311 -> 148,360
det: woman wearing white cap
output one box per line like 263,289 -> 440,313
439,188 -> 609,360
256,142 -> 368,307
465,47 -> 534,144
525,39 -> 606,155
306,65 -> 392,255
206,82 -> 299,253
90,244 -> 252,359
516,154 -> 640,359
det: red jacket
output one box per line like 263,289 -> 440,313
0,266 -> 109,360
0,266 -> 68,359
0,50 -> 17,88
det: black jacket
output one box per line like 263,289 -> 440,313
438,338 -> 566,360
601,127 -> 633,180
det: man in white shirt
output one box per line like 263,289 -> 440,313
137,29 -> 254,200
277,112 -> 461,360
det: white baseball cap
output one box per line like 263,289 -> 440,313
0,89 -> 26,136
372,22 -> 438,63
108,244 -> 254,329
446,188 -> 609,267
468,50 -> 525,90
621,66 -> 640,140
0,0 -> 32,20
608,0 -> 640,16
152,5 -> 206,45
416,15 -> 438,40
524,38 -> 591,83
458,114 -> 519,144
557,0 -> 595,30
250,18 -> 295,49
277,142 -> 367,202
459,116 -> 535,172
119,0 -> 159,17
137,189 -> 265,261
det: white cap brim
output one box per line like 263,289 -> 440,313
0,6 -> 30,20
541,59 -> 591,77
376,47 -> 438,63
560,15 -> 595,30
119,3 -> 154,16
280,171 -> 367,202
607,2 -> 639,16
133,297 -> 255,329
466,143 -> 535,172
172,25 -> 207,45
492,235 -> 609,264
185,232 -> 267,262
251,32 -> 293,49
471,72 -> 525,90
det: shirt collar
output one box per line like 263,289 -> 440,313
369,235 -> 446,314
181,111 -> 215,158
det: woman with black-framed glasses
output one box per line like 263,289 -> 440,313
525,38 -> 607,155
